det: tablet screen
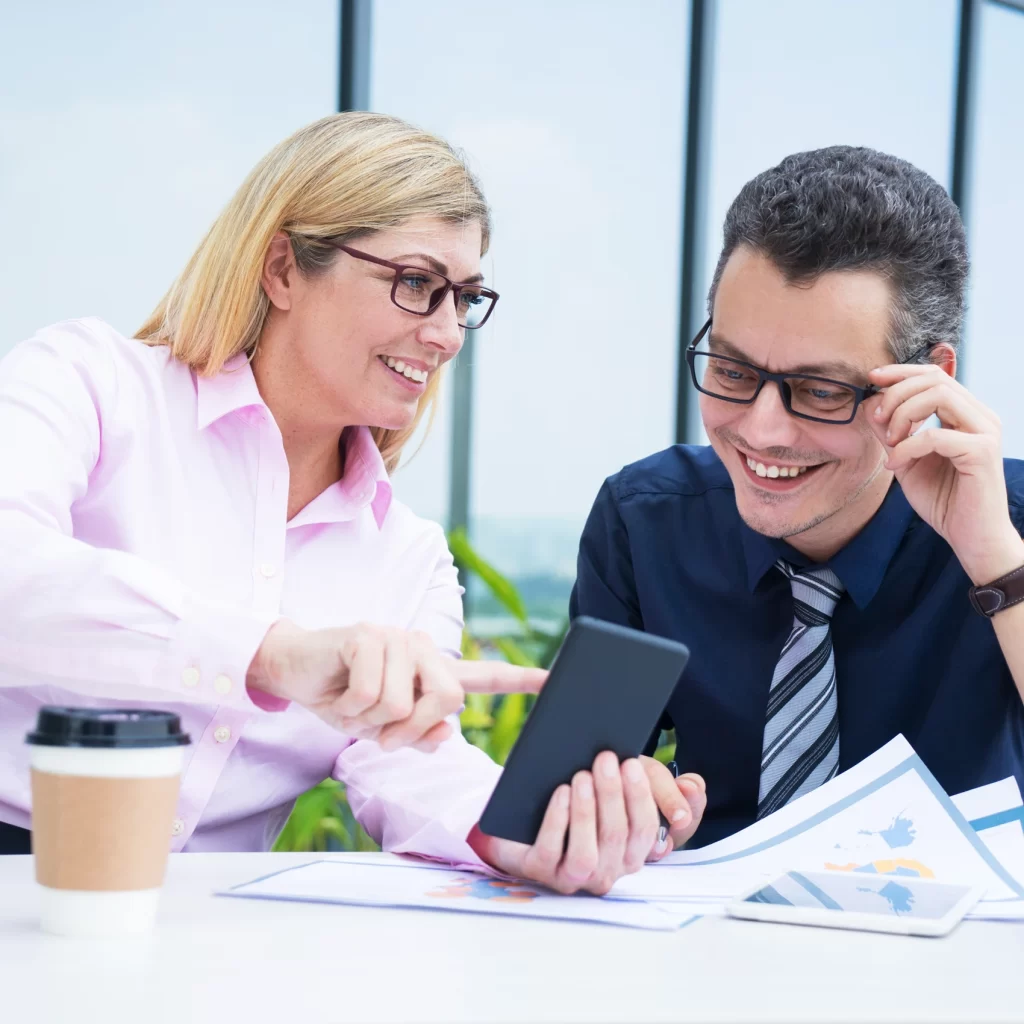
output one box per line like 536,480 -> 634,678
743,870 -> 973,920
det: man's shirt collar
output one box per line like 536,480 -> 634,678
738,479 -> 917,609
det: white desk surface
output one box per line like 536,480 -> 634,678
1,852 -> 1023,1024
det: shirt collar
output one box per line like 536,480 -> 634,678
738,479 -> 917,610
195,358 -> 392,531
289,426 -> 393,531
195,353 -> 266,430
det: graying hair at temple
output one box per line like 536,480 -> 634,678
707,145 -> 970,363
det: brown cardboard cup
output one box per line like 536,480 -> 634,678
26,707 -> 190,937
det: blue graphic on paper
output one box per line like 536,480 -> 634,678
858,812 -> 916,849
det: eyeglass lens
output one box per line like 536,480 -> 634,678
691,353 -> 860,421
394,269 -> 494,328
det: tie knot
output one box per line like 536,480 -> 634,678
776,560 -> 845,622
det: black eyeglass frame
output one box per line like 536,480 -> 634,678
685,318 -> 938,425
321,240 -> 499,329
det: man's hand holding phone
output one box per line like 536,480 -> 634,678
468,751 -> 706,894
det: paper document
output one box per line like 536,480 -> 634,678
612,736 -> 1024,907
948,777 -> 1024,920
220,858 -> 699,931
951,776 -> 1023,826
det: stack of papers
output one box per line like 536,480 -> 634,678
609,736 -> 1024,921
222,735 -> 1024,931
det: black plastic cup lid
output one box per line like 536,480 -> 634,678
26,707 -> 191,749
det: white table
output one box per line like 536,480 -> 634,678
1,852 -> 1023,1024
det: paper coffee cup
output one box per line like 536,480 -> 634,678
26,707 -> 190,938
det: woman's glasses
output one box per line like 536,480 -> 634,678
322,241 -> 499,329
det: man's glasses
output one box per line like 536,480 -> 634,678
685,318 -> 936,425
320,240 -> 499,329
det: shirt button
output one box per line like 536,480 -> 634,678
171,819 -> 185,837
213,674 -> 233,696
213,725 -> 231,743
259,563 -> 276,579
181,667 -> 200,689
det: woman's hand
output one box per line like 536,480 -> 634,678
467,751 -> 661,895
246,620 -> 547,752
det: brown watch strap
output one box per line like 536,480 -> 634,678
968,563 -> 1024,618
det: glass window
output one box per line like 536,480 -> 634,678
961,2 -> 1024,457
689,0 -> 960,440
372,0 -> 688,623
0,1 -> 337,355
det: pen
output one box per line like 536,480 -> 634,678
656,760 -> 680,847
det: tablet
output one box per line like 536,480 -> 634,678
478,616 -> 689,846
725,870 -> 983,937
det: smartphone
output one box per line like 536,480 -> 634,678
478,616 -> 689,846
726,870 -> 984,937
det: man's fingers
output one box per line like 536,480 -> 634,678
883,384 -> 992,446
451,659 -> 548,694
871,367 -> 999,428
672,775 -> 707,847
582,751 -> 627,895
620,758 -> 658,874
679,771 -> 706,796
520,784 -> 572,887
641,756 -> 691,834
553,772 -> 599,893
886,427 -> 996,473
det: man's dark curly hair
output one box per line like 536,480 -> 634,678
707,146 -> 969,362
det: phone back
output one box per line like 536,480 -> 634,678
478,616 -> 689,846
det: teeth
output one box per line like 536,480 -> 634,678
383,356 -> 428,383
746,456 -> 810,478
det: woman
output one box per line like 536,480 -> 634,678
0,113 -> 704,892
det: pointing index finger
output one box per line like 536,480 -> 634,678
449,659 -> 549,694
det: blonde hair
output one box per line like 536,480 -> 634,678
138,111 -> 490,472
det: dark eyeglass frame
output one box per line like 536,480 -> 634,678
321,240 -> 499,329
685,318 -> 937,425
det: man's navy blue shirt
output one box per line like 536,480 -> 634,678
569,445 -> 1024,847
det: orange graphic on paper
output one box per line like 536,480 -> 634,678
427,877 -> 541,904
824,858 -> 935,879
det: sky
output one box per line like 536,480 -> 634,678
1,0 -> 1021,556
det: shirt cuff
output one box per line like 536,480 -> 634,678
163,592 -> 281,711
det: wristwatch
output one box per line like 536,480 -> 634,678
968,563 -> 1024,618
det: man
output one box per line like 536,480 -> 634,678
572,146 -> 1024,847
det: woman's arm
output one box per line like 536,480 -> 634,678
335,526 -> 501,866
0,323 -> 278,710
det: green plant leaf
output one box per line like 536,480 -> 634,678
534,620 -> 569,669
461,629 -> 483,660
448,526 -> 529,625
493,636 -> 538,668
490,692 -> 530,764
273,778 -> 379,853
459,707 -> 495,730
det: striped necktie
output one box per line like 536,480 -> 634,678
757,560 -> 845,819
